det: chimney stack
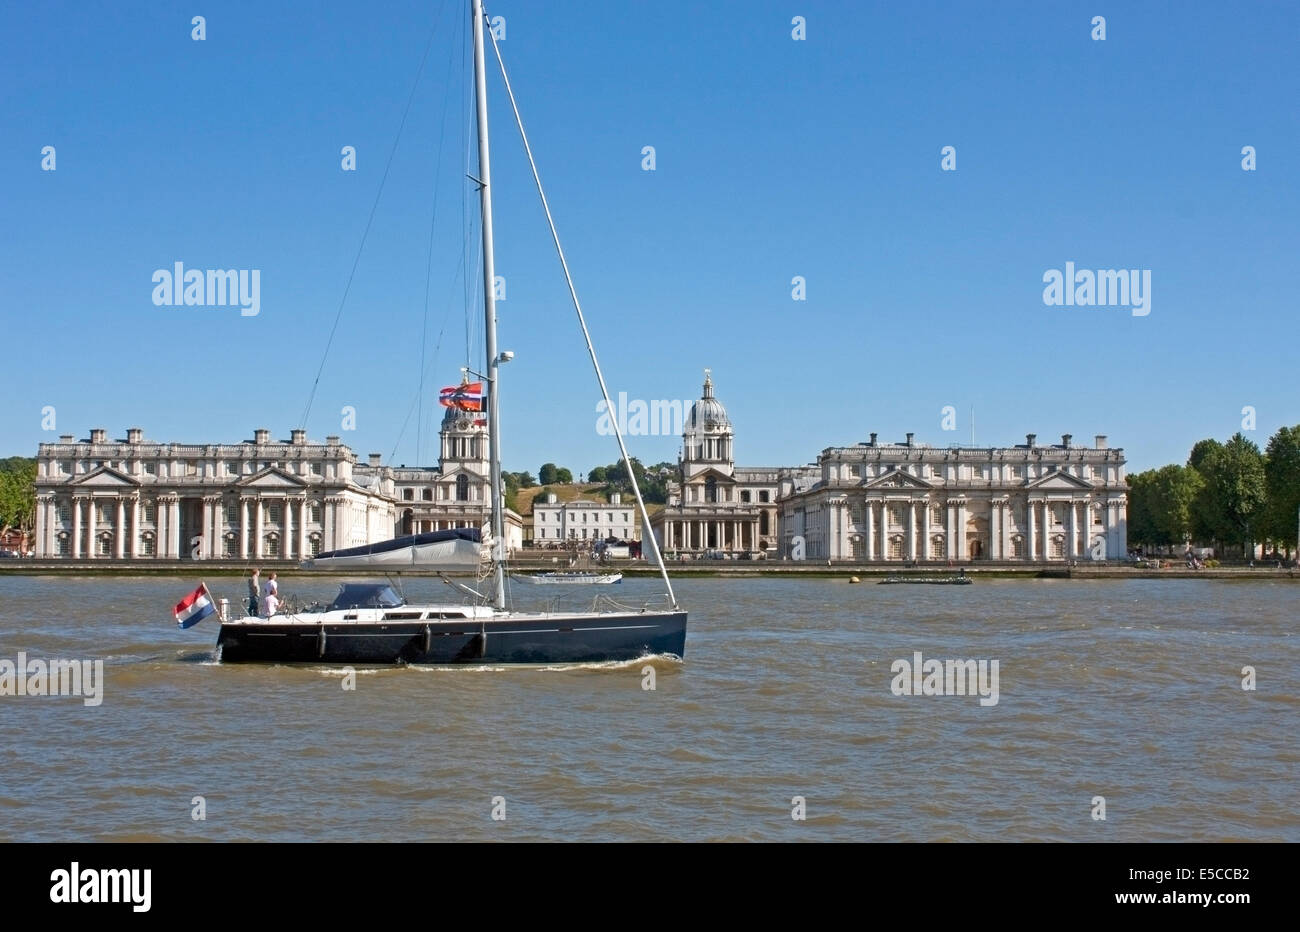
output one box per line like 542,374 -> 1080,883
1061,433 -> 1072,447
326,435 -> 340,447
90,428 -> 107,444
59,434 -> 73,443
368,453 -> 381,467
869,432 -> 878,446
254,428 -> 270,445
291,429 -> 306,445
1095,435 -> 1107,449
905,432 -> 914,446
1026,433 -> 1037,447
126,427 -> 143,444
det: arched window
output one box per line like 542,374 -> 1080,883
456,474 -> 469,501
759,512 -> 769,535
705,476 -> 718,503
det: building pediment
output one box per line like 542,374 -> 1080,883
236,467 -> 308,489
67,465 -> 139,488
684,466 -> 735,484
1026,471 -> 1094,491
863,469 -> 933,490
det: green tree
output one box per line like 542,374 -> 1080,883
1126,470 -> 1160,547
555,467 -> 573,484
1150,463 -> 1203,545
0,458 -> 37,545
1193,433 -> 1266,549
1263,425 -> 1300,553
587,466 -> 608,483
538,463 -> 558,485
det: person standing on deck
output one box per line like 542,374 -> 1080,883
261,572 -> 279,616
247,568 -> 261,617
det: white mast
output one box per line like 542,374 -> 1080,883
472,0 -> 506,608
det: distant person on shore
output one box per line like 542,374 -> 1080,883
261,572 -> 279,616
248,568 -> 260,617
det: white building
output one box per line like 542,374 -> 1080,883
533,492 -> 638,546
365,406 -> 523,551
33,427 -> 395,561
777,432 -> 1128,562
650,371 -> 784,556
33,407 -> 524,561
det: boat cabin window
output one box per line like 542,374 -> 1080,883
328,583 -> 405,611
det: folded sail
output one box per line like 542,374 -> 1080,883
301,527 -> 488,570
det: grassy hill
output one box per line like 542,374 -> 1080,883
514,483 -> 664,519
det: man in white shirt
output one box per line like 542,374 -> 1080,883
261,573 -> 280,616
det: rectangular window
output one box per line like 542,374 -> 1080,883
225,505 -> 238,526
311,504 -> 322,524
310,462 -> 323,476
265,536 -> 280,557
58,504 -> 71,523
144,462 -> 157,476
889,538 -> 904,559
223,537 -> 237,558
143,504 -> 156,523
57,536 -> 70,555
268,504 -> 282,524
310,537 -> 321,556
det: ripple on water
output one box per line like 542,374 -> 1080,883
0,574 -> 1297,841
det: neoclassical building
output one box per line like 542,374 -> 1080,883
777,432 -> 1127,562
372,406 -> 523,550
34,427 -> 396,561
533,492 -> 639,546
33,409 -> 522,561
650,371 -> 787,556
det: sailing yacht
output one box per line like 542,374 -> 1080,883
214,1 -> 686,664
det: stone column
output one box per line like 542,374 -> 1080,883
1027,499 -> 1037,562
988,501 -> 999,560
169,497 -> 181,558
956,500 -> 967,561
86,497 -> 97,559
299,498 -> 309,559
130,496 -> 140,558
212,496 -> 224,559
284,497 -> 293,560
239,498 -> 250,559
200,496 -> 213,559
254,499 -> 265,559
72,497 -> 83,559
865,500 -> 875,561
114,497 -> 125,559
34,495 -> 47,557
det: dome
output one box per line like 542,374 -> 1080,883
686,370 -> 731,431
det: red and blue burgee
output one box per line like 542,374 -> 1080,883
438,381 -> 485,412
174,584 -> 216,629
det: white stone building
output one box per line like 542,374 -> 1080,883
533,492 -> 638,546
33,427 -> 395,561
777,432 -> 1127,562
369,406 -> 523,551
32,408 -> 524,561
650,371 -> 785,556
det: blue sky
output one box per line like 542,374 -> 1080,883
3,0 -> 1297,477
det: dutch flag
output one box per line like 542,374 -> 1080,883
174,583 -> 216,629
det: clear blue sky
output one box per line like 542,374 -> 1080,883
3,0 -> 1297,477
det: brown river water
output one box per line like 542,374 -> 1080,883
0,573 -> 1295,841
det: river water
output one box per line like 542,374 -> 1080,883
0,574 -> 1295,841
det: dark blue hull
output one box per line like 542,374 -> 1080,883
216,611 -> 687,664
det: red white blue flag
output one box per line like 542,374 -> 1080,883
174,583 -> 216,629
439,381 -> 485,412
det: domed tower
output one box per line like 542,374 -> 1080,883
682,368 -> 735,481
439,405 -> 489,481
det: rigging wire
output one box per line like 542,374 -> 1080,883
417,11 -> 462,467
484,14 -> 679,609
298,0 -> 450,432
